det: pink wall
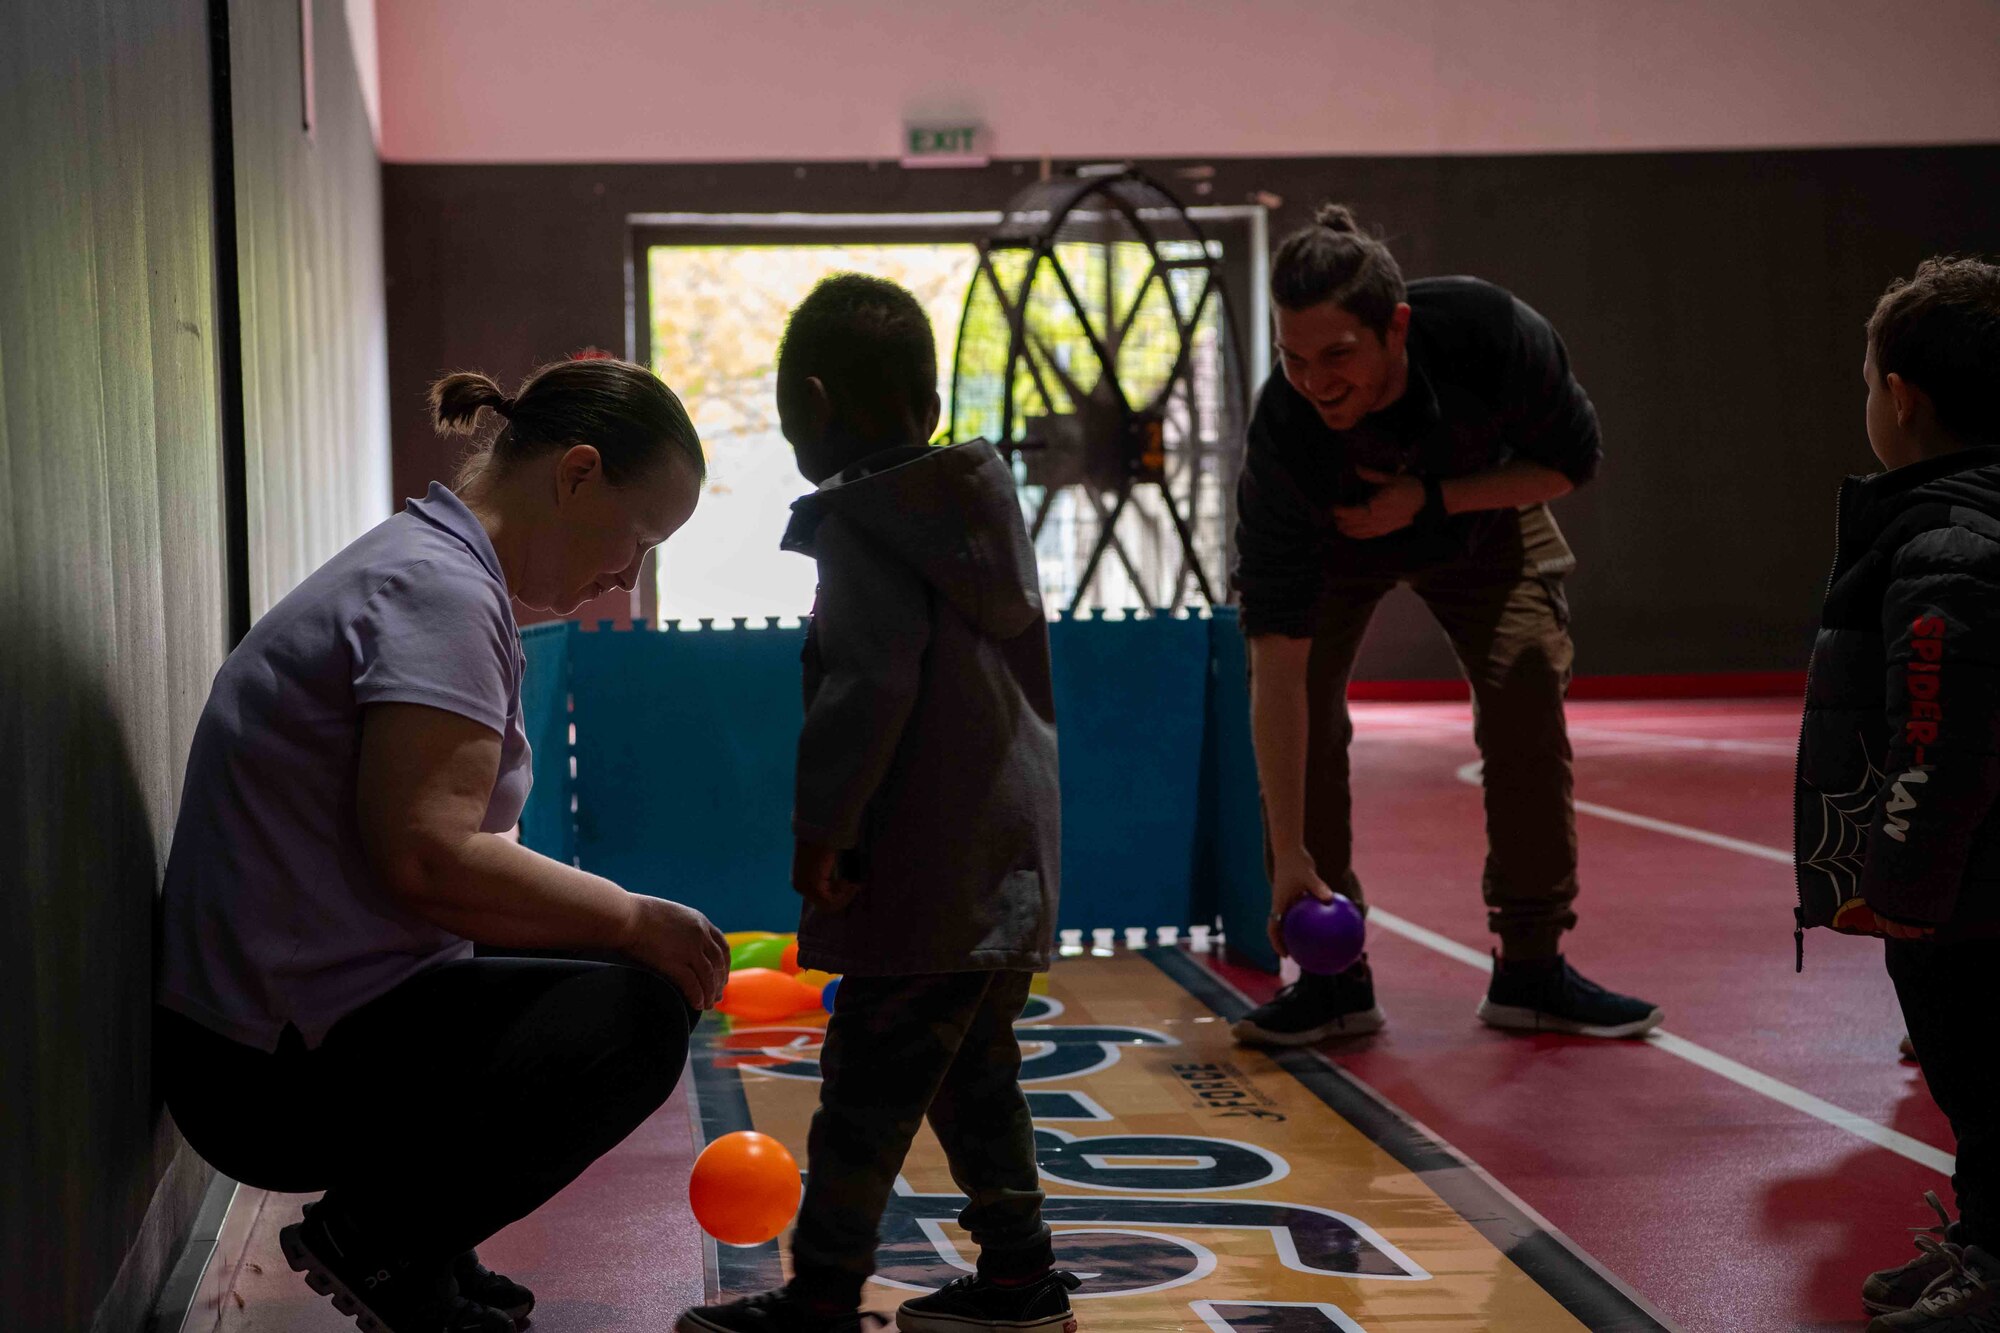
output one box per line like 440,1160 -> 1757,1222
376,0 -> 2000,163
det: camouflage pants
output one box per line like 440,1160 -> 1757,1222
789,970 -> 1053,1307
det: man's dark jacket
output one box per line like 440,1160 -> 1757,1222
1233,276 -> 1601,637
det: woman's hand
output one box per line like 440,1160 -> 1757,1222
620,896 -> 730,1009
1268,851 -> 1337,959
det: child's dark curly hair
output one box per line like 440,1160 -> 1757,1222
1868,256 -> 2000,444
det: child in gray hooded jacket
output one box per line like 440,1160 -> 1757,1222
676,277 -> 1075,1333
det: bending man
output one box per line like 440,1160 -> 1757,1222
1231,204 -> 1663,1047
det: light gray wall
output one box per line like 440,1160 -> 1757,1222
233,0 -> 392,616
0,2 -> 389,1329
0,3 -> 228,1330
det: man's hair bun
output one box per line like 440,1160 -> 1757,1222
1314,203 -> 1360,234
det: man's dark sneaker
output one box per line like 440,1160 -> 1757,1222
1476,954 -> 1664,1038
896,1271 -> 1081,1332
1232,956 -> 1385,1047
279,1205 -> 514,1333
1868,1244 -> 2000,1331
453,1250 -> 533,1325
1864,1191 -> 1962,1315
676,1286 -> 886,1333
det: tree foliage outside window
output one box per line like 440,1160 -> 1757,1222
646,244 -> 980,626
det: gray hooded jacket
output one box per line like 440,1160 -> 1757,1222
781,438 -> 1059,976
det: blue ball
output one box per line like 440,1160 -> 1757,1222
821,977 -> 841,1013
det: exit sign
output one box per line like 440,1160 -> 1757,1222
902,123 -> 989,168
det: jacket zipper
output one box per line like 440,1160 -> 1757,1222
1796,476 -> 1857,972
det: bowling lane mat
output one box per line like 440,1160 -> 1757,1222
692,948 -> 1674,1332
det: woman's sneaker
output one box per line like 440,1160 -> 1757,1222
896,1271 -> 1081,1332
1231,957 -> 1385,1046
1866,1193 -> 1964,1315
1867,1244 -> 2000,1330
452,1250 -> 534,1325
278,1205 -> 514,1333
676,1285 -> 886,1332
1476,954 -> 1664,1038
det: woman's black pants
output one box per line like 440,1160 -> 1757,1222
156,957 -> 694,1265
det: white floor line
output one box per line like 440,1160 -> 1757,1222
1336,719 -> 1949,1171
1365,907 -> 1952,1174
1455,759 -> 1793,865
1373,766 -> 1953,1176
1564,725 -> 1795,756
1645,1033 -> 1953,1173
1360,712 -> 1795,756
1572,799 -> 1793,865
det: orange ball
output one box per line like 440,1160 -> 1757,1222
780,940 -> 801,975
690,1131 -> 800,1246
718,968 -> 820,1023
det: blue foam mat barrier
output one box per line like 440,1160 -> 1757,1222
517,610 -> 1276,971
520,622 -> 576,866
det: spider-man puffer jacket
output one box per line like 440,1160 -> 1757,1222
1796,446 -> 2000,947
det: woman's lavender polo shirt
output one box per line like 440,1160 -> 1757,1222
158,484 -> 531,1052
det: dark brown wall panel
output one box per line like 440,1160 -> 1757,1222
384,146 -> 2000,673
0,3 -> 228,1331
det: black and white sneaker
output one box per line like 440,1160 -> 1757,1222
1867,1243 -> 2000,1330
453,1250 -> 533,1326
1231,956 -> 1385,1047
1476,954 -> 1664,1038
1863,1191 -> 1962,1316
896,1271 -> 1081,1332
279,1203 -> 514,1333
677,1286 -> 886,1332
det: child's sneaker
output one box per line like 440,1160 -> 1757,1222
1476,954 -> 1663,1038
1231,956 -> 1385,1046
895,1270 -> 1081,1331
452,1250 -> 534,1325
1864,1192 -> 1961,1315
279,1204 -> 514,1333
1867,1244 -> 2000,1330
677,1286 -> 885,1332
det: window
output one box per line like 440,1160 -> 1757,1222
644,240 -> 978,627
634,209 -> 1265,624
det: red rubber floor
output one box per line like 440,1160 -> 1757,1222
200,1083 -> 706,1332
1209,699 -> 1954,1333
205,700 -> 1951,1333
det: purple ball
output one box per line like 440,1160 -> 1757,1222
1282,894 -> 1366,975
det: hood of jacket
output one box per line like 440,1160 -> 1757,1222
1838,447 -> 2000,562
783,438 -> 1044,640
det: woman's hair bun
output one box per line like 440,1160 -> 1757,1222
429,371 -> 512,435
1314,203 -> 1360,234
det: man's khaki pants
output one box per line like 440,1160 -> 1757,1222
1264,503 -> 1581,959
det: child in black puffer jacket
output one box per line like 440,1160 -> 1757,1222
1795,256 -> 2000,1331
